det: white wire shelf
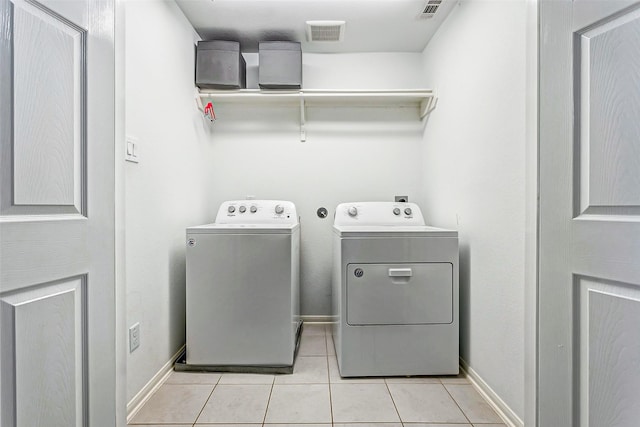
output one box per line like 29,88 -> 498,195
195,89 -> 438,141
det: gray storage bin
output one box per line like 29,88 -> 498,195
196,40 -> 246,89
259,41 -> 302,89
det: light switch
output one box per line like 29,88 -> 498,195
126,136 -> 139,163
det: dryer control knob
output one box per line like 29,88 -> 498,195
393,208 -> 401,216
348,206 -> 358,217
239,205 -> 247,213
404,207 -> 412,216
275,205 -> 285,215
250,205 -> 258,213
228,205 -> 236,213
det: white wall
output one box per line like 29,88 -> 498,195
421,0 -> 527,420
124,0 -> 213,402
206,52 -> 427,315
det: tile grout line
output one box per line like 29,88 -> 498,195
442,382 -> 473,425
261,374 -> 276,426
324,327 -> 335,425
325,326 -> 336,386
191,374 -> 221,426
384,378 -> 405,426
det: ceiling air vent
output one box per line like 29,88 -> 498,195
422,0 -> 442,18
306,20 -> 345,42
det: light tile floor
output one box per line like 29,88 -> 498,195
129,323 -> 505,427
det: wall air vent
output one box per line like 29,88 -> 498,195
306,20 -> 345,42
422,0 -> 442,18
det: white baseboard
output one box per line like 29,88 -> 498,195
126,345 -> 185,423
301,315 -> 333,323
460,358 -> 524,427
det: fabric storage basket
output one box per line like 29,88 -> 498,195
196,40 -> 246,89
258,41 -> 302,89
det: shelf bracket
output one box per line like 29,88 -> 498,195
300,96 -> 306,142
195,91 -> 205,113
419,96 -> 438,119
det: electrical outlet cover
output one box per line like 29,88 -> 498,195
129,322 -> 140,353
125,136 -> 139,163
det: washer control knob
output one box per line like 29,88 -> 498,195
228,205 -> 236,213
404,207 -> 412,216
393,208 -> 401,216
239,205 -> 247,213
348,206 -> 358,217
250,205 -> 258,213
275,205 -> 285,215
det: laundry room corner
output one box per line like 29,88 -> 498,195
419,0 -> 529,425
116,0 -> 535,424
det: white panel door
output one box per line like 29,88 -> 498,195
0,0 -> 115,425
539,1 -> 640,426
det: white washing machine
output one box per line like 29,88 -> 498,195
332,201 -> 459,377
184,200 -> 300,372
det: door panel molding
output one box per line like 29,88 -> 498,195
1,0 -> 87,217
0,275 -> 87,426
575,5 -> 640,217
575,276 -> 640,427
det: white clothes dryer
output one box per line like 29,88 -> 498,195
183,200 -> 300,373
332,201 -> 459,377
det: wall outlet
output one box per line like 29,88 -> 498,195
129,322 -> 140,353
395,195 -> 409,203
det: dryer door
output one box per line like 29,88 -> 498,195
346,263 -> 453,325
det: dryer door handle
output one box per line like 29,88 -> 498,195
388,268 -> 413,277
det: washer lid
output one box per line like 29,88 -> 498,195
333,225 -> 457,238
188,223 -> 299,234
